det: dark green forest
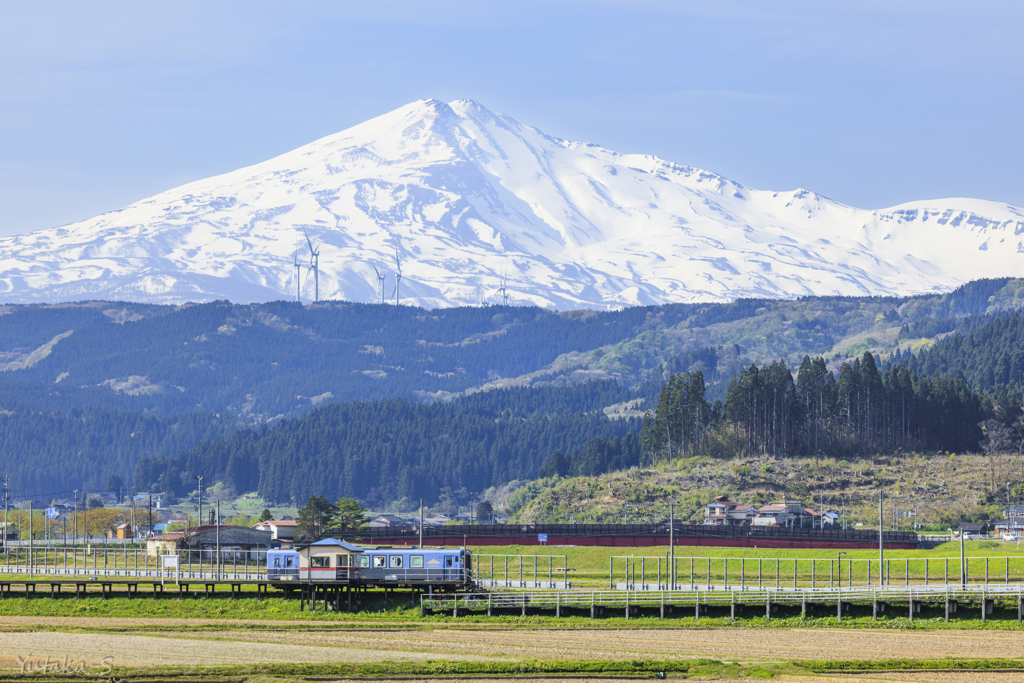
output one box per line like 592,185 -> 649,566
642,352 -> 985,463
893,310 -> 1024,398
0,407 -> 241,497
133,383 -> 640,506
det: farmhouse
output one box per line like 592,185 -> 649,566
252,519 -> 298,542
369,514 -> 416,529
702,497 -> 757,526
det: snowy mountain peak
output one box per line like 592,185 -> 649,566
1,99 -> 1022,308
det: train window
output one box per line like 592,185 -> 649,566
410,555 -> 423,568
389,555 -> 403,568
336,555 -> 349,567
285,557 -> 294,568
444,556 -> 453,568
359,555 -> 369,568
372,555 -> 386,568
273,557 -> 281,568
311,556 -> 330,568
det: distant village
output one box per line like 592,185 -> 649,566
4,490 -> 1023,558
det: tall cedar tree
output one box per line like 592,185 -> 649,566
333,497 -> 368,531
296,495 -> 337,540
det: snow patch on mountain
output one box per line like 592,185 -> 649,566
0,99 -> 1022,308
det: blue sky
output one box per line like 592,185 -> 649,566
1,1 -> 1022,238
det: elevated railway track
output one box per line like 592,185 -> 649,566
423,584 -> 1024,623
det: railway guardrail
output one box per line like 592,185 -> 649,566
422,584 -> 1024,623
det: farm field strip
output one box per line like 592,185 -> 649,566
3,625 -> 1024,669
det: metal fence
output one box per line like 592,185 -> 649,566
610,554 -> 1024,590
0,544 -> 268,581
472,554 -> 570,589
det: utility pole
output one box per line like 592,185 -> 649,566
194,476 -> 203,530
73,490 -> 78,542
147,494 -> 153,537
29,500 -> 33,579
1,475 -> 8,548
878,490 -> 884,587
419,498 -> 423,549
960,528 -> 966,586
669,503 -> 675,590
216,499 -> 221,579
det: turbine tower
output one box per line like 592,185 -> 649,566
293,250 -> 302,302
304,230 -> 320,303
370,262 -> 386,304
499,271 -> 509,306
393,249 -> 402,306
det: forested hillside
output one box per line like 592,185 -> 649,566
134,383 -> 639,506
3,278 -> 1024,505
0,407 -> 241,497
0,300 -> 696,419
894,310 -> 1024,398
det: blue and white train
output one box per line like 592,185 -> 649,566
267,542 -> 472,591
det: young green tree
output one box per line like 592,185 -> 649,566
476,500 -> 494,523
333,497 -> 368,531
259,508 -> 274,522
296,495 -> 337,540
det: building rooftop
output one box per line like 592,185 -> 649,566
299,538 -> 363,552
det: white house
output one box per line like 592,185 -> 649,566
252,520 -> 298,541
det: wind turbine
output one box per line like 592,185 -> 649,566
293,250 -> 302,302
392,249 -> 402,306
304,230 -> 320,303
499,271 -> 509,306
370,261 -> 386,304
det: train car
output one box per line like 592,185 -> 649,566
268,542 -> 472,591
267,539 -> 362,585
267,548 -> 300,582
357,546 -> 472,590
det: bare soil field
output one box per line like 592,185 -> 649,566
2,617 -> 1024,672
171,626 -> 1024,663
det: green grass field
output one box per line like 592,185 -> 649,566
471,540 -> 1024,588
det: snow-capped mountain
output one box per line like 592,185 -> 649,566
2,99 -> 1023,308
